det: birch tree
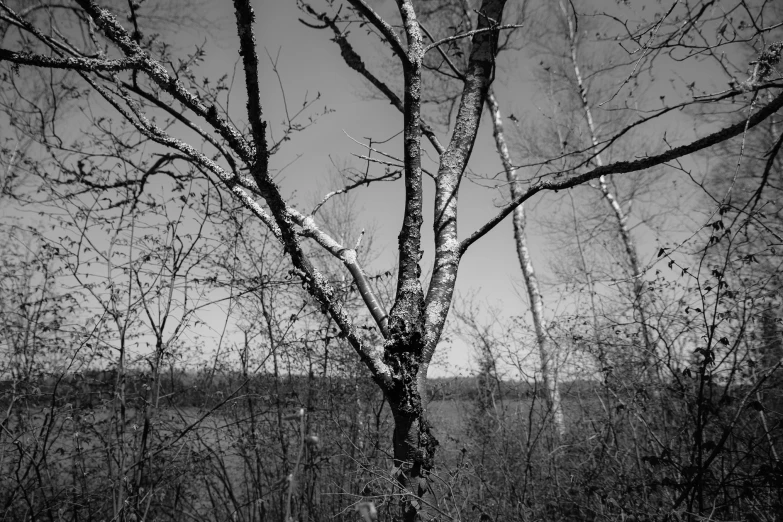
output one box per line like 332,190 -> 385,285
556,0 -> 657,380
485,91 -> 566,437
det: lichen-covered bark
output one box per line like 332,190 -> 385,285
422,0 -> 508,384
71,0 -> 256,162
291,210 -> 390,337
232,0 -> 268,172
384,339 -> 438,522
379,3 -> 431,519
383,1 -> 508,519
386,0 -> 426,354
486,91 -> 566,437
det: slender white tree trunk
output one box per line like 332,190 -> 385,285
486,91 -> 566,438
560,1 -> 655,378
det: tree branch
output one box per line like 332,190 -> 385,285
64,3 -> 395,388
345,0 -> 407,65
289,209 -> 390,338
460,89 -> 783,254
0,48 -> 143,71
299,2 -> 445,155
72,0 -> 256,163
748,125 -> 783,214
422,0 -> 507,372
423,23 -> 522,53
232,0 -> 268,172
386,0 -> 426,339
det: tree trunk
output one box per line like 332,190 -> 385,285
486,91 -> 566,438
560,0 -> 656,381
390,404 -> 438,522
380,331 -> 439,521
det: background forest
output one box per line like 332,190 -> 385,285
0,0 -> 782,521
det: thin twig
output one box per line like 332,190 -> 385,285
423,24 -> 523,53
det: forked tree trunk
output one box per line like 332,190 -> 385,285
486,91 -> 566,438
295,1 -> 508,517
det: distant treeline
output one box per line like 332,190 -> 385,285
0,367 -> 700,409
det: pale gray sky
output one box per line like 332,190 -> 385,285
2,0 -> 762,377
247,0 -> 720,375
